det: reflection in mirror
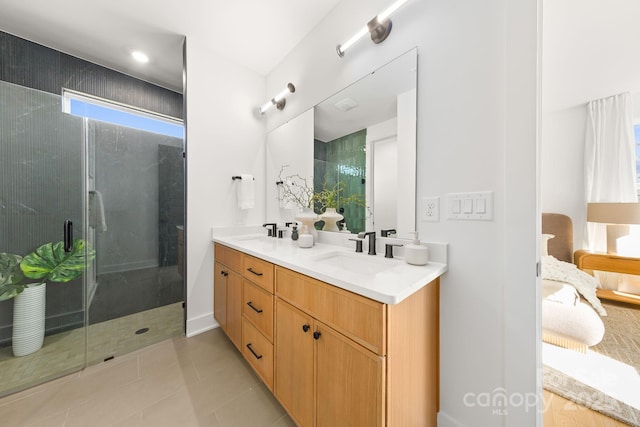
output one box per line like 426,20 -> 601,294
266,48 -> 417,236
314,48 -> 417,235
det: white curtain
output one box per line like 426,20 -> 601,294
584,92 -> 637,252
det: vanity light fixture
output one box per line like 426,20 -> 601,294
131,50 -> 149,63
259,83 -> 296,115
336,0 -> 410,58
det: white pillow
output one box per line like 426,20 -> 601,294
541,234 -> 555,257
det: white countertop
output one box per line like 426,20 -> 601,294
211,228 -> 447,305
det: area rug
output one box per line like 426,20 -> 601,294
543,301 -> 640,426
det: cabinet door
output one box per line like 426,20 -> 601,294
315,322 -> 385,427
213,261 -> 228,332
226,270 -> 243,350
275,299 -> 314,427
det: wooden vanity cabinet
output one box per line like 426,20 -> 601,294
213,245 -> 243,350
214,244 -> 440,426
275,266 -> 439,427
215,243 -> 276,390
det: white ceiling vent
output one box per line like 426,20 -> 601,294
334,98 -> 359,112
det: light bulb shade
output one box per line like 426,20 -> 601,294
378,0 -> 409,22
259,83 -> 296,115
336,26 -> 369,57
587,202 -> 640,225
336,0 -> 410,57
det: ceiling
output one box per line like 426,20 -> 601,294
0,0 -> 343,93
314,49 -> 416,142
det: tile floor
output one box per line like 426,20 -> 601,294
0,327 -> 295,427
0,302 -> 184,396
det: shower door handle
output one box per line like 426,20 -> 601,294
64,220 -> 73,252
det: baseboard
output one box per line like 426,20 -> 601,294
186,312 -> 218,337
438,411 -> 467,427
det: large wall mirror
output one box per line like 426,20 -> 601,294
266,47 -> 417,237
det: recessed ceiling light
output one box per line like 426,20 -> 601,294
131,50 -> 149,63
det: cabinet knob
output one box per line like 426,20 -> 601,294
220,270 -> 228,277
313,331 -> 321,340
302,324 -> 310,332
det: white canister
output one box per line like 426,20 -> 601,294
298,234 -> 314,248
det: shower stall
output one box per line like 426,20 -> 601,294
0,80 -> 185,396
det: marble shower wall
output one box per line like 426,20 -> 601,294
92,122 -> 184,274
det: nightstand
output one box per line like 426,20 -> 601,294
574,249 -> 640,306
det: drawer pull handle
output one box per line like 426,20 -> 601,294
247,268 -> 263,277
220,270 -> 228,277
246,301 -> 263,313
302,324 -> 310,333
313,331 -> 321,340
246,343 -> 263,360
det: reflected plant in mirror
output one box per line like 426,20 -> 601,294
277,165 -> 315,209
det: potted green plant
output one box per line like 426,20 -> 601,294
314,180 -> 367,232
277,165 -> 319,240
0,253 -> 25,301
7,239 -> 94,357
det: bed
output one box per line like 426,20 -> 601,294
541,213 -> 605,353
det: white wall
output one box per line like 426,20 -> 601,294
397,88 -> 417,236
542,0 -> 640,250
265,109 -> 314,224
185,37 -> 266,336
266,0 -> 539,426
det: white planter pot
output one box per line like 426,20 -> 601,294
12,283 -> 46,357
295,207 -> 319,243
321,208 -> 344,232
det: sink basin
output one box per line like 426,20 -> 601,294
231,234 -> 269,242
311,251 -> 398,276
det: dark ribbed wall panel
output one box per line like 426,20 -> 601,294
0,81 -> 84,344
0,31 -> 183,118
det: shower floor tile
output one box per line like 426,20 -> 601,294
0,302 -> 183,397
89,265 -> 183,324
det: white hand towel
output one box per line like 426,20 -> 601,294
89,190 -> 108,232
237,174 -> 255,209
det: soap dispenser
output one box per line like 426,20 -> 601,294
405,232 -> 429,266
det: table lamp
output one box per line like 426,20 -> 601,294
587,202 -> 640,256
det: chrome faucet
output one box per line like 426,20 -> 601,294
357,231 -> 377,255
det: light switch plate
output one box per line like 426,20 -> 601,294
446,191 -> 493,220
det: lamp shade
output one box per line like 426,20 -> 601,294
587,203 -> 640,225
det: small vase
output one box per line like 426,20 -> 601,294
295,207 -> 319,243
321,208 -> 344,232
12,283 -> 46,357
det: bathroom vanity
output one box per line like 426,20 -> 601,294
212,234 -> 447,426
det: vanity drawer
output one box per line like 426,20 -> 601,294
243,280 -> 274,343
275,267 -> 386,355
214,243 -> 243,272
242,255 -> 274,292
242,318 -> 274,391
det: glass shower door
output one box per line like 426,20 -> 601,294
0,81 -> 87,396
85,119 -> 184,364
